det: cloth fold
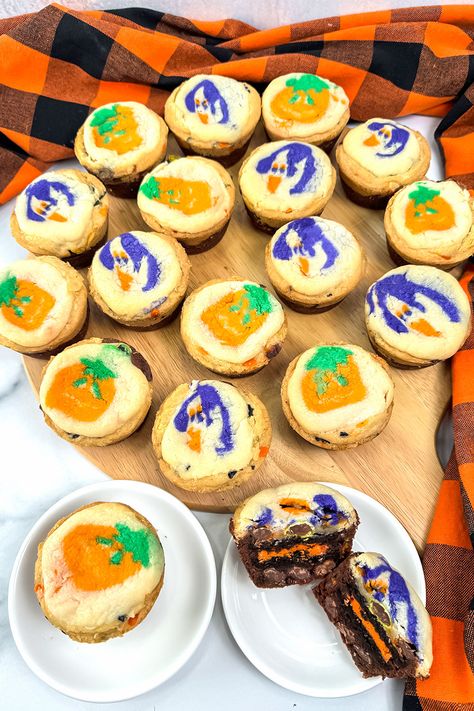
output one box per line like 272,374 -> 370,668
0,4 -> 474,203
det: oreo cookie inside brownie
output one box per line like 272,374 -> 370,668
230,482 -> 358,587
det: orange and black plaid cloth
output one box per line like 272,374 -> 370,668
404,265 -> 474,709
1,3 -> 474,203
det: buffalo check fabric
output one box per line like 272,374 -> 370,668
1,4 -> 474,202
403,265 -> 474,710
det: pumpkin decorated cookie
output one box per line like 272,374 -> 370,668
180,279 -> 287,376
164,74 -> 261,165
39,338 -> 153,445
239,141 -> 336,232
89,231 -> 190,328
262,73 -> 350,152
34,501 -> 164,643
0,257 -> 88,356
281,344 -> 394,449
336,119 -> 430,209
265,216 -> 365,312
74,102 -> 168,197
152,379 -> 271,492
384,179 -> 474,269
11,170 -> 108,267
365,265 -> 471,367
137,157 -> 235,253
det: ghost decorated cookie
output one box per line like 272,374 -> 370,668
262,73 -> 350,151
39,338 -> 153,446
137,156 -> 235,253
89,231 -> 190,328
384,179 -> 474,269
336,118 -> 430,209
152,379 -> 271,492
74,102 -> 168,197
180,279 -> 287,376
11,170 -> 108,267
365,265 -> 471,367
164,74 -> 261,165
265,216 -> 365,312
0,257 -> 88,356
239,140 -> 336,232
281,344 -> 395,449
34,501 -> 164,643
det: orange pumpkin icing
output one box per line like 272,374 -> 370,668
0,276 -> 55,331
302,347 -> 366,414
91,104 -> 142,155
201,284 -> 272,347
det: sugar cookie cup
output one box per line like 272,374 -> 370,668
0,256 -> 88,357
164,74 -> 261,166
11,170 -> 108,267
152,379 -> 271,492
74,102 -> 168,197
34,501 -> 164,643
265,216 -> 365,312
384,179 -> 474,269
336,119 -> 431,210
365,265 -> 471,368
239,141 -> 336,233
39,338 -> 153,446
137,156 -> 235,253
180,279 -> 287,376
262,73 -> 350,152
281,343 -> 394,449
89,231 -> 190,328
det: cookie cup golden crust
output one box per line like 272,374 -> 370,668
0,257 -> 88,355
138,158 -> 235,250
151,385 -> 271,492
180,278 -> 288,377
34,502 -> 164,643
336,128 -> 430,200
264,105 -> 350,147
384,189 -> 474,269
10,171 -> 109,259
164,83 -> 261,159
264,238 -> 365,310
40,337 -> 153,446
87,235 -> 191,328
280,349 -> 394,449
74,117 -> 168,182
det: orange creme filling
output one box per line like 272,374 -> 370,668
153,176 -> 213,215
62,524 -> 141,592
302,359 -> 366,414
258,542 -> 328,562
45,362 -> 116,422
2,279 -> 55,331
278,497 -> 312,515
201,288 -> 267,347
271,87 -> 330,123
348,596 -> 392,662
405,195 -> 455,234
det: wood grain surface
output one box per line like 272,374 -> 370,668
23,125 -> 450,550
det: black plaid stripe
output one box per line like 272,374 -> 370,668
106,7 -> 164,31
31,96 -> 89,148
368,40 -> 423,91
50,13 -> 115,79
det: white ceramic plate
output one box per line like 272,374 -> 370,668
8,480 -> 217,703
221,481 -> 425,698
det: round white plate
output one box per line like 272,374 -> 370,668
221,481 -> 425,698
8,480 -> 217,703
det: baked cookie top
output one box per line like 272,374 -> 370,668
239,140 -> 334,212
365,265 -> 471,361
232,482 -> 357,539
138,157 -> 233,234
14,170 -> 106,256
287,344 -> 394,435
90,231 -> 185,321
182,280 -> 285,364
262,73 -> 349,138
268,216 -> 363,297
0,258 -> 81,348
38,502 -> 163,631
341,119 -> 422,177
160,380 -> 258,480
82,101 -> 166,172
166,74 -> 257,143
387,179 -> 473,257
349,552 -> 433,677
39,341 -> 151,438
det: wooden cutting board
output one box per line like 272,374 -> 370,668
23,125 -> 450,550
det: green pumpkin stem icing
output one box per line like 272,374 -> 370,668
305,346 -> 353,396
229,284 -> 273,325
90,105 -> 120,136
0,274 -> 32,318
95,523 -> 155,567
408,184 -> 440,216
286,74 -> 329,104
72,357 -> 117,400
140,176 -> 161,201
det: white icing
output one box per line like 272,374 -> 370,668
343,119 -> 420,177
